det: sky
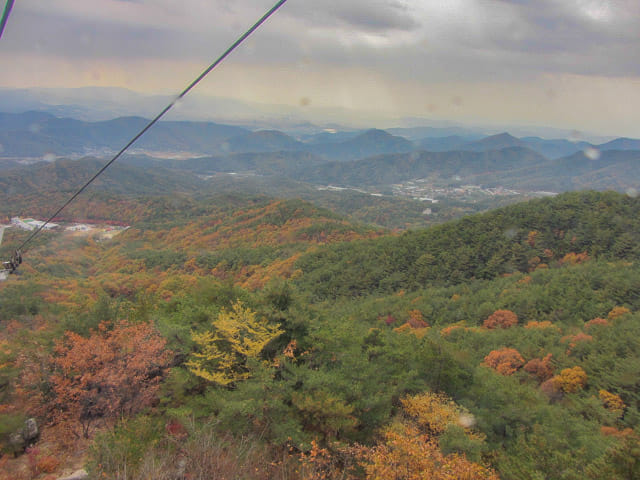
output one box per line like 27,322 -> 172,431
1,0 -> 640,137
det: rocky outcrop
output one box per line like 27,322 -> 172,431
8,417 -> 39,454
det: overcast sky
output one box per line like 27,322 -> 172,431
1,0 -> 639,136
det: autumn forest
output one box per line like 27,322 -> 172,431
0,185 -> 638,480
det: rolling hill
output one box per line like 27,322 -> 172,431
291,147 -> 548,186
310,128 -> 415,161
294,190 -> 640,299
0,157 -> 206,196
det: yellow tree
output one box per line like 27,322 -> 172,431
186,301 -> 282,386
358,392 -> 498,479
361,426 -> 499,480
401,392 -> 479,438
599,390 -> 625,416
551,366 -> 587,393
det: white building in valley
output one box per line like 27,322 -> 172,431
11,217 -> 59,231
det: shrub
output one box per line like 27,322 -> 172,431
483,310 -> 518,329
483,348 -> 525,375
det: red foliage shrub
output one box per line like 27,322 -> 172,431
166,419 -> 188,440
384,315 -> 397,326
540,378 -> 563,401
49,320 -> 172,438
483,310 -> 518,329
585,317 -> 609,329
36,455 -> 60,474
524,354 -> 554,382
407,310 -> 429,329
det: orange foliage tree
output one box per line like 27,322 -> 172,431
483,310 -> 518,329
483,348 -> 525,376
440,324 -> 465,337
560,252 -> 589,265
608,306 -> 631,321
394,310 -> 430,339
524,321 -> 557,331
49,320 -> 172,438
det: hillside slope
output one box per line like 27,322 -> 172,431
0,157 -> 206,195
295,190 -> 640,298
293,147 -> 547,186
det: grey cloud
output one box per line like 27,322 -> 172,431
3,0 -> 639,82
478,0 -> 640,54
281,0 -> 640,78
282,0 -> 420,32
2,7 -> 245,62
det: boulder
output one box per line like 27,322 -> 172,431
8,431 -> 25,454
7,418 -> 39,455
58,469 -> 89,480
23,417 -> 39,442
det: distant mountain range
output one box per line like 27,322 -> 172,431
1,110 -> 639,197
125,145 -> 640,195
0,112 -> 249,157
5,86 -> 622,141
2,111 -> 638,163
466,149 -> 640,191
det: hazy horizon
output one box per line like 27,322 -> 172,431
1,1 -> 639,138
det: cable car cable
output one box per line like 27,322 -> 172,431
0,0 -> 15,40
6,0 -> 288,271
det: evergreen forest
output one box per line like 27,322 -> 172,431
1,189 -> 639,479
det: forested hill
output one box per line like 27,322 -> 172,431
1,187 -> 640,479
0,157 -> 206,195
292,147 -> 547,186
295,190 -> 640,299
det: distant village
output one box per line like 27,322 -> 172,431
317,180 -> 557,206
391,180 -> 525,202
6,217 -> 129,240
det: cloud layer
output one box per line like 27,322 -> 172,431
1,0 -> 639,135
